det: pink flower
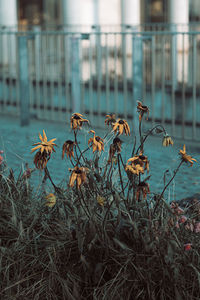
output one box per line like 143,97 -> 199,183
0,155 -> 3,165
184,243 -> 192,251
194,222 -> 200,233
0,150 -> 3,154
179,215 -> 187,224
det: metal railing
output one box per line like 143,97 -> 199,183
0,29 -> 200,141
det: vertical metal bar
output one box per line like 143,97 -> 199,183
161,35 -> 165,125
80,39 -> 85,115
71,35 -> 81,113
105,33 -> 109,114
88,34 -> 93,123
96,31 -> 102,126
192,34 -> 197,140
142,38 -> 146,104
18,35 -> 30,126
151,35 -> 155,125
50,34 -> 55,120
122,32 -> 127,119
132,35 -> 143,130
64,33 -> 70,122
114,33 -> 118,114
35,28 -> 41,118
42,34 -> 48,119
2,32 -> 6,110
57,34 -> 63,120
28,37 -> 33,117
7,34 -> 12,107
0,32 -> 3,111
171,33 -> 176,136
182,33 -> 185,139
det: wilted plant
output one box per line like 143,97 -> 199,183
1,101 -> 199,300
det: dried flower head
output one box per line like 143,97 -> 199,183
31,130 -> 57,154
97,195 -> 105,206
69,166 -> 88,189
62,140 -> 75,159
31,130 -> 57,169
136,181 -> 150,201
112,119 -> 130,136
137,101 -> 149,121
88,130 -> 104,153
33,151 -> 50,170
179,145 -> 197,166
125,163 -> 144,176
70,113 -> 89,130
45,193 -> 56,207
108,137 -> 123,164
105,114 -> 116,127
127,152 -> 149,173
162,134 -> 174,147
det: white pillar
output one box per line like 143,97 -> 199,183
0,0 -> 17,73
121,0 -> 140,29
62,0 -> 95,31
121,0 -> 141,78
169,0 -> 189,83
0,0 -> 17,27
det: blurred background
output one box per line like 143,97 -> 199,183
0,0 -> 200,199
0,0 -> 200,141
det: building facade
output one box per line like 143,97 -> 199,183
0,0 -> 200,30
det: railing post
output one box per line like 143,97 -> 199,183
132,35 -> 143,130
18,35 -> 30,126
70,36 -> 81,113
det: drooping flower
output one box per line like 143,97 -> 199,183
70,113 -> 89,130
162,134 -> 174,147
31,130 -> 57,170
45,193 -> 56,207
108,137 -> 123,164
33,151 -> 50,170
69,166 -> 88,189
127,152 -> 149,173
136,181 -> 150,201
31,130 -> 57,154
112,119 -> 130,136
88,130 -> 104,153
137,101 -> 149,121
179,145 -> 197,167
105,114 -> 116,127
62,140 -> 75,159
125,163 -> 144,176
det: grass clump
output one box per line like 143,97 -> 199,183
0,103 -> 200,299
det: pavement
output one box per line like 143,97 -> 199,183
0,114 -> 199,201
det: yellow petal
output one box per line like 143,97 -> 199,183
43,130 -> 47,142
31,145 -> 41,153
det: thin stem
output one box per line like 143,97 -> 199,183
117,154 -> 124,196
153,160 -> 183,214
73,130 -> 86,165
44,167 -> 60,193
131,135 -> 137,157
79,187 -> 91,218
136,124 -> 167,154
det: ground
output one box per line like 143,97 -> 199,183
0,114 -> 199,201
